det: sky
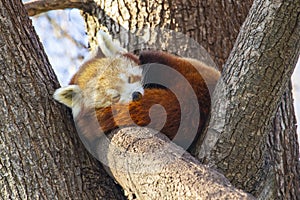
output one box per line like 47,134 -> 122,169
28,8 -> 300,148
31,9 -> 89,85
292,57 -> 300,143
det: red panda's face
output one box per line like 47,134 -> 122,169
80,57 -> 143,109
54,56 -> 144,117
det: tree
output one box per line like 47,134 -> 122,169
1,0 -> 298,199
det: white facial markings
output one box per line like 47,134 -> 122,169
76,57 -> 143,110
118,63 -> 144,104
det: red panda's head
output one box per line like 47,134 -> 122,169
53,31 -> 143,117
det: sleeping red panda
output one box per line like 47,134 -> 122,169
54,31 -> 220,150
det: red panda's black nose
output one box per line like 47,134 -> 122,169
132,91 -> 142,101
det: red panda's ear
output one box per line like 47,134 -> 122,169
53,85 -> 81,108
95,30 -> 127,58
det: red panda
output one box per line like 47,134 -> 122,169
54,31 -> 220,150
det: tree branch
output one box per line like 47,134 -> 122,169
24,0 -> 97,16
94,127 -> 255,199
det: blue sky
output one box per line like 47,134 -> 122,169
31,9 -> 89,85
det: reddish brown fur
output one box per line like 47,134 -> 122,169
74,51 -> 220,149
123,53 -> 140,64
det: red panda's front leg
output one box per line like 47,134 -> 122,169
88,89 -> 181,140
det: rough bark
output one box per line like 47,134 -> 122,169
263,82 -> 300,199
0,1 -> 124,199
24,0 -> 96,16
203,0 -> 300,197
82,0 -> 253,69
95,127 -> 254,199
167,0 -> 254,70
26,0 -> 254,69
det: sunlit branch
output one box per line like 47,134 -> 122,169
24,0 -> 96,16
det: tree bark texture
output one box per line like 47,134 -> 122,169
0,1 -> 124,199
83,0 -> 253,69
95,127 -> 254,199
204,0 -> 300,197
25,0 -> 97,17
264,82 -> 300,199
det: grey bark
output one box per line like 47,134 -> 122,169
96,127 -> 254,199
0,1 -> 124,199
262,81 -> 300,199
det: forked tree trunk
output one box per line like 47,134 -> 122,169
3,0 -> 299,199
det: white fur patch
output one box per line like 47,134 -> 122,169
119,81 -> 144,103
118,64 -> 144,103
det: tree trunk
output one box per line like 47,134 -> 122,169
0,1 -> 124,199
202,0 -> 300,197
265,82 -> 300,199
